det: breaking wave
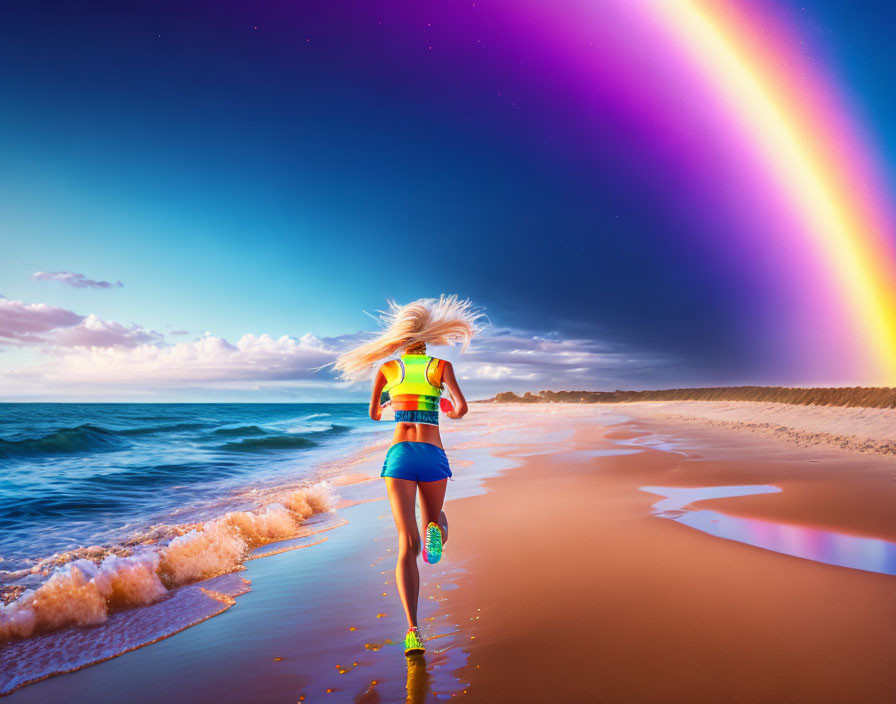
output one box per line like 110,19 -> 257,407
0,483 -> 332,643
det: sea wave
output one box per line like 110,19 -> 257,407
218,436 -> 318,452
0,422 -> 216,460
0,425 -> 123,460
0,463 -> 246,528
117,422 -> 210,436
0,420 -> 355,461
218,424 -> 351,452
0,483 -> 333,643
211,425 -> 268,437
2,494 -> 127,520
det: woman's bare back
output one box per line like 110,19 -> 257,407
392,422 -> 443,448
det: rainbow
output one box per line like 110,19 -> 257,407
649,0 -> 896,383
510,0 -> 896,384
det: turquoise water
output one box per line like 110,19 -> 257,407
0,403 -> 383,570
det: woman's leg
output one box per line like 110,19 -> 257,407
418,479 -> 448,545
385,478 -> 421,629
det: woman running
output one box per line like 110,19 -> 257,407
334,295 -> 483,656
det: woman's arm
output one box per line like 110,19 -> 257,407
442,361 -> 468,419
369,368 -> 387,421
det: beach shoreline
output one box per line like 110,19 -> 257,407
5,404 -> 896,702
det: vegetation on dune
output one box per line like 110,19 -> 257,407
484,387 -> 896,409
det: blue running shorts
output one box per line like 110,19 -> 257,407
381,441 -> 452,482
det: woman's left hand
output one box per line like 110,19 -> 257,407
370,401 -> 390,421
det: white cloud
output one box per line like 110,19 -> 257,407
54,314 -> 163,348
0,297 -> 160,350
0,296 -> 84,343
17,333 -> 340,386
453,327 -> 664,388
0,300 -> 671,398
471,364 -> 515,380
32,271 -> 123,289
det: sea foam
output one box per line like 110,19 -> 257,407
0,483 -> 332,643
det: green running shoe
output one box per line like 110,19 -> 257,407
423,522 -> 443,564
404,627 -> 426,655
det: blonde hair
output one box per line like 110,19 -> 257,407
334,295 -> 485,382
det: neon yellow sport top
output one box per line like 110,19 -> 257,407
381,354 -> 447,425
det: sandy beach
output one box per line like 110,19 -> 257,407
6,0 -> 895,700
5,403 -> 896,702
446,410 -> 896,703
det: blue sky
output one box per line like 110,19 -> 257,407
1,0 -> 894,400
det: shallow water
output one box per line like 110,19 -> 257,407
642,484 -> 896,577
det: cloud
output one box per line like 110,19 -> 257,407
0,304 -> 672,398
0,296 -> 84,343
449,327 -> 669,390
54,314 -> 163,348
471,364 -> 517,380
0,297 -> 160,350
32,271 -> 123,289
19,332 -> 339,385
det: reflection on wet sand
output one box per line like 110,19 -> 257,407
405,653 -> 431,703
642,484 -> 896,577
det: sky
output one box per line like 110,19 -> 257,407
1,0 -> 895,401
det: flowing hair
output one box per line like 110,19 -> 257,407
333,295 -> 486,382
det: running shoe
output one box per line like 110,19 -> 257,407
404,627 -> 426,655
423,522 -> 443,564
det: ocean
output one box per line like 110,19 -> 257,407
0,401 -> 520,697
0,403 -> 386,582
0,401 -> 560,694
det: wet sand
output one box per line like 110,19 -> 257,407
6,405 -> 896,702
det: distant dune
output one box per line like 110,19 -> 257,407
618,401 -> 896,456
484,386 -> 896,409
483,389 -> 896,455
